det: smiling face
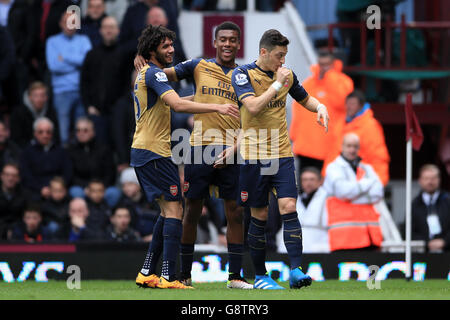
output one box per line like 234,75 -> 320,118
152,37 -> 174,67
260,45 -> 288,72
214,29 -> 240,66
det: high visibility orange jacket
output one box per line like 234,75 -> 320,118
289,59 -> 354,160
323,156 -> 383,251
322,105 -> 390,185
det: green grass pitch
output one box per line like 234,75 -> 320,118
0,280 -> 449,300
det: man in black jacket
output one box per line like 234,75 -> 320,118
79,0 -> 107,47
0,120 -> 21,170
10,81 -> 60,147
80,15 -> 128,145
0,162 -> 30,239
19,117 -> 72,201
411,164 -> 450,252
67,117 -> 119,207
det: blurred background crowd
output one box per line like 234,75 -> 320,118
0,0 -> 448,252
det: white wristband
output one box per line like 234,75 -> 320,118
271,81 -> 283,92
316,103 -> 326,112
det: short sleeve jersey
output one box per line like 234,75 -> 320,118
172,58 -> 240,146
130,63 -> 175,167
231,61 -> 309,160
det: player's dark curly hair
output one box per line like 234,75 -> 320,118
215,21 -> 241,40
259,29 -> 289,51
137,25 -> 176,60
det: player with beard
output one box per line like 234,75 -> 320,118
135,22 -> 252,289
132,25 -> 239,289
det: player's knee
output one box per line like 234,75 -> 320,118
225,201 -> 243,226
279,199 -> 297,214
183,199 -> 203,224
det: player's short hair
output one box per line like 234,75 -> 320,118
300,166 -> 322,180
419,164 -> 440,178
259,29 -> 289,52
215,21 -> 241,40
137,25 -> 176,60
346,89 -> 366,106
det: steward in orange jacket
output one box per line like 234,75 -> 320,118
290,55 -> 353,162
323,133 -> 384,251
322,90 -> 390,185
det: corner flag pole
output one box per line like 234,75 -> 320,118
405,93 -> 413,280
405,132 -> 412,280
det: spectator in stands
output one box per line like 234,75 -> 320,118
81,15 -> 128,145
0,25 -> 17,110
10,81 -> 60,148
0,162 -> 29,239
322,89 -> 390,186
41,176 -> 70,230
3,0 -> 35,98
0,120 -> 21,170
290,51 -> 353,183
104,206 -> 140,242
411,164 -> 450,252
295,167 -> 329,253
80,0 -> 107,47
117,167 -> 159,241
19,117 -> 72,201
67,117 -> 119,207
120,1 -> 186,69
84,179 -> 111,232
323,133 -> 383,252
8,204 -> 52,242
58,197 -> 103,241
46,11 -> 92,146
111,71 -> 136,174
29,0 -> 73,81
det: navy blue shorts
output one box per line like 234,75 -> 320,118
184,145 -> 239,200
238,157 -> 297,207
134,157 -> 182,203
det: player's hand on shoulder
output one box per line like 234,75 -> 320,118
134,55 -> 148,71
276,67 -> 290,87
217,103 -> 240,120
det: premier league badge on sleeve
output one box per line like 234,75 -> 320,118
155,72 -> 168,82
235,73 -> 248,86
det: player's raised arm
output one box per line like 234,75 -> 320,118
300,95 -> 329,132
162,91 -> 240,119
289,71 -> 330,132
234,67 -> 291,116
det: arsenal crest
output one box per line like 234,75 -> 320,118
183,181 -> 189,193
170,185 -> 178,196
241,191 -> 248,202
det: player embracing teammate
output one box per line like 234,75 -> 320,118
133,23 -> 329,290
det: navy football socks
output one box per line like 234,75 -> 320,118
140,215 -> 165,276
282,212 -> 303,270
248,217 -> 267,276
161,218 -> 182,282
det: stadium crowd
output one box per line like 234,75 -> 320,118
0,0 -> 448,252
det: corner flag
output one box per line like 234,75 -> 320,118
405,93 -> 424,151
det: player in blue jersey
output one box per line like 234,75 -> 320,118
231,29 -> 329,289
135,22 -> 252,289
132,25 -> 239,289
